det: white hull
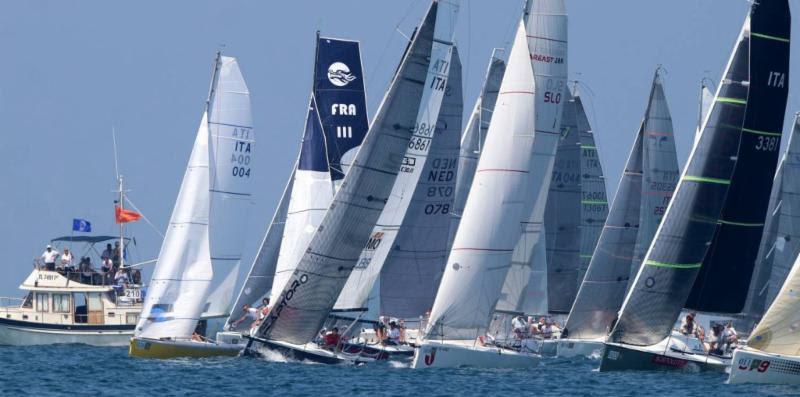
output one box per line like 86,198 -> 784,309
0,321 -> 132,346
556,338 -> 604,359
412,339 -> 540,369
728,347 -> 800,384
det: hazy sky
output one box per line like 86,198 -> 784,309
0,0 -> 798,295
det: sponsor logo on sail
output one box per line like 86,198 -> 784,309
327,62 -> 357,87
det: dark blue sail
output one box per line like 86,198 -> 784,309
298,103 -> 328,172
313,36 -> 370,181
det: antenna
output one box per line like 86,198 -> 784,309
112,127 -> 120,181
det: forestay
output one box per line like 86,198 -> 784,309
332,4 -> 458,314
744,115 -> 800,322
137,55 -> 255,339
448,50 -> 506,243
564,71 -> 679,340
269,37 -> 369,307
377,49 -> 463,319
425,20 -> 536,341
610,1 -> 790,346
496,0 -> 568,315
257,0 -> 460,345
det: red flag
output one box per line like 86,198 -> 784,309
115,205 -> 141,224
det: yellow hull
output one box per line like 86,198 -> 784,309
129,337 -> 241,359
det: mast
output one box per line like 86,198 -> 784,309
118,174 -> 125,269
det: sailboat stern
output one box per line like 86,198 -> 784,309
728,347 -> 800,385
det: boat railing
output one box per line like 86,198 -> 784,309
32,261 -> 144,288
0,297 -> 26,309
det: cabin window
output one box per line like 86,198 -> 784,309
87,293 -> 103,312
126,313 -> 139,325
52,293 -> 70,313
35,293 -> 49,312
21,292 -> 33,308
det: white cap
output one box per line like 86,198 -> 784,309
46,244 -> 52,249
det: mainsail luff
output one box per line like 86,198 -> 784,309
258,0 -> 460,345
331,2 -> 458,313
610,1 -> 790,346
496,0 -> 568,315
744,115 -> 800,322
449,50 -> 506,243
425,19 -> 536,340
564,70 -> 679,340
269,37 -> 369,307
378,48 -> 463,319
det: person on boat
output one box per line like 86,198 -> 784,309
114,267 -> 129,285
112,241 -> 122,269
41,245 -> 60,271
258,297 -> 270,318
59,248 -> 74,272
386,321 -> 401,345
101,243 -> 113,263
722,321 -> 738,353
540,319 -> 555,340
680,314 -> 697,336
707,323 -> 724,355
322,327 -> 341,350
230,303 -> 260,330
512,316 -> 528,339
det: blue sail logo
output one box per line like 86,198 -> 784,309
327,62 -> 356,87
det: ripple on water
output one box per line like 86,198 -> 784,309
0,346 -> 798,396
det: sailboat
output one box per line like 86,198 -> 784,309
244,0 -> 460,364
218,34 -> 370,346
448,49 -> 506,242
412,12 -> 542,370
600,0 -> 790,372
557,69 -> 680,359
491,0 -> 569,330
324,46 -> 462,360
729,121 -> 800,384
740,114 -> 800,332
130,53 -> 256,358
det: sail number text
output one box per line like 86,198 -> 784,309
230,128 -> 253,178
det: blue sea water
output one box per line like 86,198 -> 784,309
2,345 -> 799,396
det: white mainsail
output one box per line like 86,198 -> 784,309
332,4 -> 458,313
137,55 -> 254,339
425,20 -> 535,340
204,56 -> 255,320
496,0 -> 568,315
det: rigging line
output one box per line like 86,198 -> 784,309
365,0 -> 423,99
124,196 -> 165,239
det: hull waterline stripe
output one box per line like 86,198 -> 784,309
683,175 -> 731,185
751,32 -> 790,43
645,260 -> 702,269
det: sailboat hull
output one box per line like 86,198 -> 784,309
245,337 -> 374,365
128,337 -> 241,359
412,340 -> 540,369
599,342 -> 727,372
728,347 -> 800,384
556,338 -> 604,359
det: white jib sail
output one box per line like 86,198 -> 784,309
496,0 -> 568,314
333,3 -> 458,311
425,20 -> 536,340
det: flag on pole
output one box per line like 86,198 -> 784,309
115,205 -> 142,224
72,218 -> 92,232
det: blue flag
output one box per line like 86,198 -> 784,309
72,218 -> 92,232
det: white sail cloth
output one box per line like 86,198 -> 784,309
496,0 -> 568,315
137,56 -> 254,339
426,20 -> 536,340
